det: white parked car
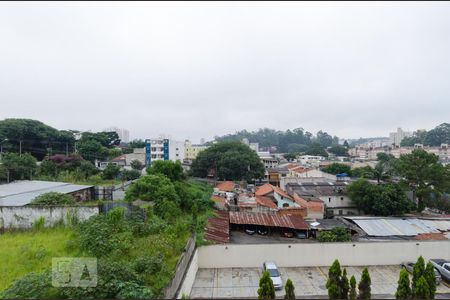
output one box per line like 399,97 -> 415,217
263,261 -> 283,290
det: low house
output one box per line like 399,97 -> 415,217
285,180 -> 361,217
293,193 -> 325,220
256,183 -> 299,209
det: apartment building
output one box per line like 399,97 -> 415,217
389,127 -> 412,147
184,140 -> 208,160
144,138 -> 184,165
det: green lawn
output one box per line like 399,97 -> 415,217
0,227 -> 81,291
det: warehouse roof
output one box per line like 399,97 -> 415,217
345,217 -> 442,237
0,180 -> 93,207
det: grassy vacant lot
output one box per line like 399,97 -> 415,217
0,227 -> 80,290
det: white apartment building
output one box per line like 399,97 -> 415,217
104,127 -> 130,143
389,127 -> 412,147
297,155 -> 326,167
184,140 -> 208,160
144,138 -> 184,166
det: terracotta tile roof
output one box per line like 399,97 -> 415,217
111,155 -> 126,162
415,233 -> 448,240
293,193 -> 324,213
211,195 -> 226,204
216,181 -> 235,192
256,196 -> 277,209
273,185 -> 293,200
255,183 -> 274,196
229,211 -> 309,230
204,210 -> 230,244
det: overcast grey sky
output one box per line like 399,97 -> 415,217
1,1 -> 450,142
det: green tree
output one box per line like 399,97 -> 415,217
322,163 -> 352,175
341,268 -> 350,299
329,145 -> 349,157
351,166 -> 375,179
39,159 -> 59,177
395,268 -> 411,299
347,179 -> 413,216
77,139 -> 108,162
306,142 -> 329,157
122,169 -> 141,181
394,150 -> 449,211
415,276 -> 430,299
316,130 -> 334,147
258,271 -> 275,299
349,276 -> 357,300
1,152 -> 37,180
31,192 -> 76,206
358,268 -> 371,299
412,256 -> 425,294
77,160 -> 98,179
284,278 -> 295,299
424,262 -> 436,299
146,160 -> 186,181
130,159 -> 144,171
424,123 -> 450,146
192,141 -> 265,181
102,163 -> 121,180
0,271 -> 59,299
326,259 -> 342,299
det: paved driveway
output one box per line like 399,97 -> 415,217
190,265 -> 450,298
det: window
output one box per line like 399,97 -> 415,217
328,198 -> 331,203
283,203 -> 289,208
339,210 -> 343,215
340,197 -> 344,200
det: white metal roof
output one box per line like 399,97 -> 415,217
346,217 -> 442,236
0,180 -> 93,207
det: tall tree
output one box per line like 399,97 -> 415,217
284,278 -> 295,300
394,150 -> 450,211
412,256 -> 426,295
395,269 -> 411,299
322,163 -> 351,175
306,142 -> 329,157
326,259 -> 342,299
341,268 -> 350,299
349,276 -> 357,300
358,268 -> 371,299
258,271 -> 275,300
424,262 -> 436,299
192,141 -> 264,181
146,160 -> 186,181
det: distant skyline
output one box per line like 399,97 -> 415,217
1,2 -> 450,143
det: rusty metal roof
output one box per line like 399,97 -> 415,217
204,211 -> 230,244
229,211 -> 309,230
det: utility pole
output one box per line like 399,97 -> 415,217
19,140 -> 22,156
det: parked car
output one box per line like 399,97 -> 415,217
431,259 -> 450,282
245,225 -> 257,235
263,261 -> 283,290
257,227 -> 268,235
281,229 -> 294,238
401,261 -> 442,285
296,231 -> 307,239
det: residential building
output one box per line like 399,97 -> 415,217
389,127 -> 412,147
297,155 -> 326,167
103,127 -> 130,143
285,180 -> 361,217
184,139 -> 208,160
144,138 -> 184,166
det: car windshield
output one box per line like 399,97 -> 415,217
267,268 -> 280,277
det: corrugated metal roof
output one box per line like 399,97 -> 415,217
420,220 -> 450,232
229,211 -> 309,230
204,211 -> 230,244
0,180 -> 93,207
346,217 -> 441,236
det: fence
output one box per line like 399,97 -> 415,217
0,206 -> 99,230
164,233 -> 197,299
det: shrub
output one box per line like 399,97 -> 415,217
395,268 -> 411,299
317,227 -> 352,242
284,278 -> 295,299
349,275 -> 357,299
358,268 -> 371,299
258,271 -> 275,299
102,163 -> 121,180
415,276 -> 430,299
1,271 -> 59,299
31,192 -> 76,206
33,216 -> 46,230
133,254 -> 164,275
425,262 -> 436,299
115,281 -> 154,299
146,160 -> 186,181
326,259 -> 342,299
122,169 -> 141,181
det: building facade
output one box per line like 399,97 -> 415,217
145,138 -> 184,166
184,140 -> 208,160
389,127 -> 412,147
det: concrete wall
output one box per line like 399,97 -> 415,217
0,206 -> 99,229
177,250 -> 199,299
197,241 -> 450,268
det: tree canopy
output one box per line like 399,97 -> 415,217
322,163 -> 351,175
146,160 -> 186,182
31,192 -> 76,206
191,141 -> 265,181
347,179 -> 414,216
401,123 -> 450,147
